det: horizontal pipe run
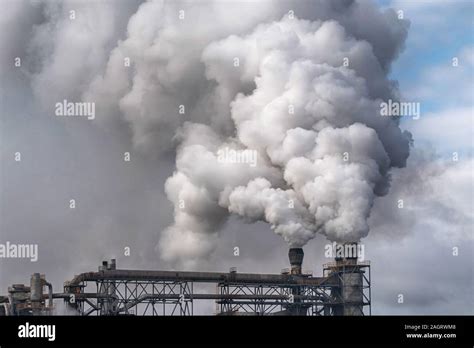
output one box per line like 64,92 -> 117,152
65,269 -> 336,287
53,292 -> 331,301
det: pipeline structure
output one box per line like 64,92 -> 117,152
0,247 -> 371,316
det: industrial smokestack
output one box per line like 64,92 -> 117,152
30,273 -> 43,315
288,248 -> 304,275
335,242 -> 359,265
332,243 -> 364,316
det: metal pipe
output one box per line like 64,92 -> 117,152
44,281 -> 53,308
30,273 -> 42,302
30,273 -> 43,315
65,269 -> 335,287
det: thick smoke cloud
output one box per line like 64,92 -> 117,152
2,0 -> 471,315
149,3 -> 410,264
3,0 -> 410,268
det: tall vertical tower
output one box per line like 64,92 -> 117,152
325,243 -> 371,316
287,248 -> 309,315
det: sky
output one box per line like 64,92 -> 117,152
0,0 -> 472,315
370,0 -> 473,313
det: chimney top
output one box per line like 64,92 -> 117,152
288,248 -> 304,275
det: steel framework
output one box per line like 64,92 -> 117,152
56,260 -> 370,316
324,260 -> 371,316
63,280 -> 194,316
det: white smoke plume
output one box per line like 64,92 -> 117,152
11,0 -> 411,267
153,2 -> 411,265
